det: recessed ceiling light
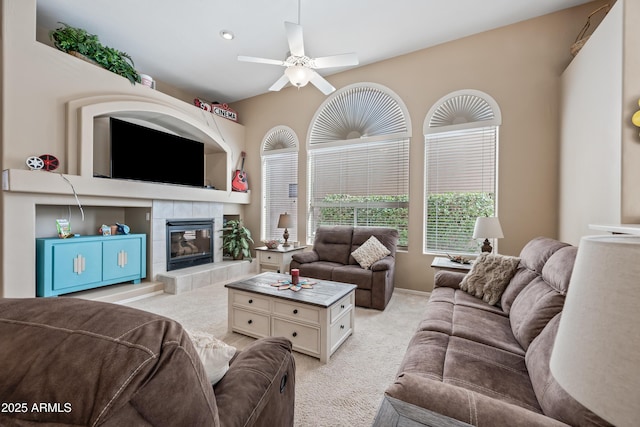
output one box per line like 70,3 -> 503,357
220,30 -> 234,41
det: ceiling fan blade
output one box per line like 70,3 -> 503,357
309,70 -> 336,95
284,22 -> 305,57
269,74 -> 290,92
313,53 -> 359,69
238,55 -> 286,66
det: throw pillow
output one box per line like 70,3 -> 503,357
351,235 -> 391,270
459,253 -> 521,305
187,330 -> 236,385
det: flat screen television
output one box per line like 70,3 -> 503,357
110,117 -> 204,187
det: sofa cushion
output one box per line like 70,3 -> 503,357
459,253 -> 520,305
351,235 -> 391,269
296,261 -> 343,280
526,314 -> 612,426
509,246 -> 576,350
417,296 -> 523,356
332,264 -> 375,290
187,330 -> 237,385
397,330 -> 541,414
501,237 -> 570,313
312,225 -> 354,264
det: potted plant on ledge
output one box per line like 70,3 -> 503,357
49,23 -> 140,85
222,220 -> 254,261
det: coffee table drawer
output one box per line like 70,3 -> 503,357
231,307 -> 270,338
273,300 -> 320,324
330,293 -> 352,323
273,318 -> 320,355
232,290 -> 270,312
330,309 -> 353,351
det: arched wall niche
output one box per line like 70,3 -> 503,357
67,95 -> 233,192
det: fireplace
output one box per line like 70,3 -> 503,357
166,219 -> 214,271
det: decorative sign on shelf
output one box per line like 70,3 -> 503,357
194,98 -> 238,122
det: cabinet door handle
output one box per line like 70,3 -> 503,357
117,250 -> 128,268
73,255 -> 85,275
341,304 -> 345,309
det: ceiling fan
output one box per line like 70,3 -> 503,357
238,21 -> 359,95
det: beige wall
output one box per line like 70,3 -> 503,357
233,3 -> 603,292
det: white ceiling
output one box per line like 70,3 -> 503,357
36,0 -> 593,103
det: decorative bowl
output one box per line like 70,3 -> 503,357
262,240 -> 281,249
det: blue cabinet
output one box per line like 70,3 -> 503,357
36,234 -> 146,297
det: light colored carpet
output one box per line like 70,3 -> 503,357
124,281 -> 428,427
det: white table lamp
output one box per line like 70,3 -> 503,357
550,235 -> 640,427
472,217 -> 504,252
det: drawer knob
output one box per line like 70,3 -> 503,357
292,332 -> 297,337
340,324 -> 345,329
248,319 -> 253,324
293,309 -> 298,314
341,304 -> 345,309
248,299 -> 253,304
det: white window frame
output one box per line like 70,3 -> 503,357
307,83 -> 411,247
261,126 -> 299,242
423,89 -> 502,255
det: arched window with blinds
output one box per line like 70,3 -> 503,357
423,89 -> 502,254
261,126 -> 299,242
308,83 -> 411,247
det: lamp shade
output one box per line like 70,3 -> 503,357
285,65 -> 312,88
550,235 -> 640,427
472,217 -> 504,239
277,213 -> 292,229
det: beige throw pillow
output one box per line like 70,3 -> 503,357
351,236 -> 391,269
187,330 -> 236,385
460,253 -> 521,305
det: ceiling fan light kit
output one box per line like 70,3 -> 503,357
285,65 -> 312,88
238,21 -> 358,95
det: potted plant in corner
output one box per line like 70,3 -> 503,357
222,220 -> 254,261
49,23 -> 140,85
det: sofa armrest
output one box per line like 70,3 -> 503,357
371,255 -> 394,272
383,373 -> 570,427
434,270 -> 467,289
291,250 -> 320,264
214,337 -> 295,427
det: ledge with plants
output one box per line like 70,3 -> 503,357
49,23 -> 140,85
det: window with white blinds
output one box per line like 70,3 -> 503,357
261,126 -> 298,242
423,90 -> 501,255
424,127 -> 497,253
308,139 -> 409,245
307,84 -> 411,247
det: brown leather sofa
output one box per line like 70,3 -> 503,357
374,237 -> 611,427
290,225 -> 398,310
0,297 -> 295,427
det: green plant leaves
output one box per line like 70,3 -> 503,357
49,23 -> 140,85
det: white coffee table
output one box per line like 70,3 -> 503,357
225,272 -> 356,363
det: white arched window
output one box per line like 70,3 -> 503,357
424,89 -> 502,254
308,83 -> 411,246
261,126 -> 299,242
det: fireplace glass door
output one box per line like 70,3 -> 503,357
166,219 -> 214,271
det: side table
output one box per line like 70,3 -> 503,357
255,245 -> 307,273
430,256 -> 473,273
